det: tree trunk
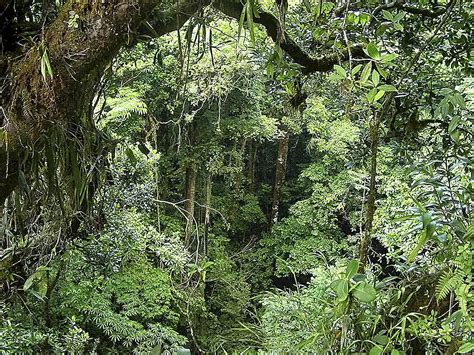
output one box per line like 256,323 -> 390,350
184,163 -> 197,247
247,140 -> 258,192
184,121 -> 197,246
359,113 -> 380,271
0,0 -> 209,204
203,173 -> 212,256
270,131 -> 290,229
1,0 -> 157,200
234,137 -> 247,195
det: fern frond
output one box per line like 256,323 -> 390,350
436,269 -> 465,301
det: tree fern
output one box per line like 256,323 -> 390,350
106,88 -> 147,121
102,87 -> 148,139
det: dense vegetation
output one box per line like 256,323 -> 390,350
0,0 -> 472,353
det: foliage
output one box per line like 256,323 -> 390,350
1,0 -> 472,353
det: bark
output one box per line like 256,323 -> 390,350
140,0 -> 212,38
358,113 -> 381,272
270,131 -> 289,229
356,0 -> 453,267
184,162 -> 197,246
234,137 -> 247,195
247,140 -> 258,192
203,173 -> 211,256
184,122 -> 197,246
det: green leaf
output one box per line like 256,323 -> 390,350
407,224 -> 430,263
246,1 -> 256,45
360,13 -> 370,25
360,62 -> 372,84
426,221 -> 436,239
352,281 -> 377,302
125,147 -> 137,165
382,10 -> 394,21
421,212 -> 432,228
334,64 -> 347,78
334,296 -> 350,316
352,273 -> 366,282
237,3 -> 247,42
373,334 -> 390,345
380,53 -> 398,63
40,55 -> 46,81
376,24 -> 389,36
394,22 -> 404,31
375,62 -> 389,78
394,11 -> 406,22
23,270 -> 46,291
351,64 -> 363,76
366,42 -> 380,60
38,279 -> 48,297
374,89 -> 385,102
369,345 -> 383,355
458,341 -> 474,353
371,70 -> 380,87
448,116 -> 461,133
450,129 -> 460,144
251,0 -> 260,18
451,93 -> 467,109
378,84 -> 397,92
346,260 -> 359,279
330,279 -> 349,301
366,88 -> 377,103
45,52 -> 53,78
40,45 -> 53,82
24,274 -> 36,291
266,62 -> 274,78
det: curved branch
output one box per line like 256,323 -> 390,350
212,0 -> 365,73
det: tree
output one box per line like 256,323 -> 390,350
0,0 -> 373,204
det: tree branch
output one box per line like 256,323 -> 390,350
212,0 -> 365,74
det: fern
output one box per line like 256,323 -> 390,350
436,269 -> 465,301
106,88 -> 147,121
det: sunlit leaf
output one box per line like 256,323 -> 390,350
353,282 -> 376,302
346,260 -> 359,279
378,84 -> 397,92
366,42 -> 380,60
360,62 -> 372,84
330,279 -> 349,301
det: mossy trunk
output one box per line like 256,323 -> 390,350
0,0 -> 160,202
359,112 -> 381,272
203,173 -> 212,256
184,163 -> 197,246
270,131 -> 289,229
